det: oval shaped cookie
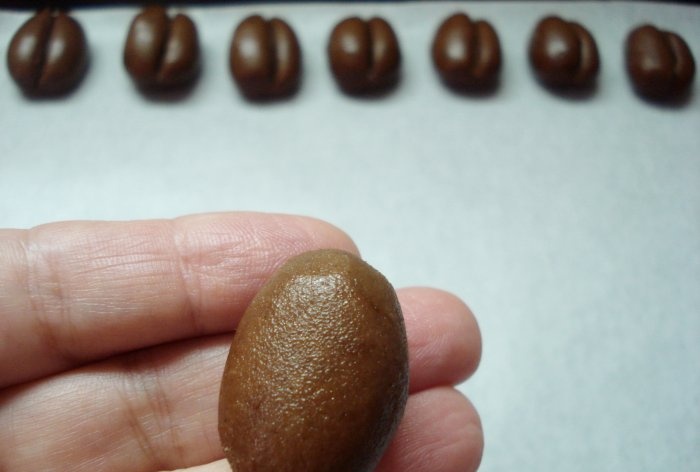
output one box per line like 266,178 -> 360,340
219,249 -> 409,472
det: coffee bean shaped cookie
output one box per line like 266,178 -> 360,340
432,12 -> 501,91
529,16 -> 599,88
7,9 -> 88,96
328,17 -> 401,95
626,24 -> 695,100
124,6 -> 201,90
229,15 -> 301,100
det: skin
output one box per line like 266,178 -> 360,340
0,212 -> 483,472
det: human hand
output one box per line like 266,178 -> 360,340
0,212 -> 483,472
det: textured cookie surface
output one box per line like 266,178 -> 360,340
218,249 -> 409,472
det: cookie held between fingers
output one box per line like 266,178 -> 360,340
219,249 -> 409,472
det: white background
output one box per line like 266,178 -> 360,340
1,2 -> 699,471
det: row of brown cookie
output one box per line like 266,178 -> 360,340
6,8 -> 696,101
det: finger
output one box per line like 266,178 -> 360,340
0,289 -> 480,471
0,336 -> 230,472
0,212 -> 358,388
376,387 -> 483,472
399,287 -> 481,392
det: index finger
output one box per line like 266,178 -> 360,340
0,212 -> 358,388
